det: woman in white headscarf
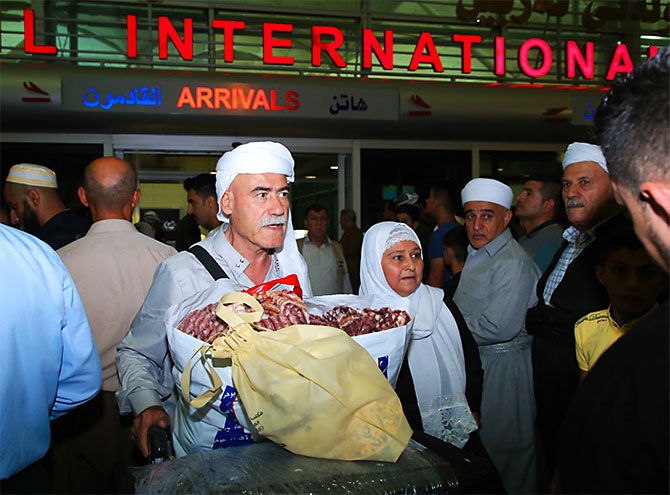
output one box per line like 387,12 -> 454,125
360,221 -> 477,448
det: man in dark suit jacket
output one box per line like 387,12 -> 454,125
525,142 -> 623,486
558,47 -> 669,494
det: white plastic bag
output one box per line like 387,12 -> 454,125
165,279 -> 412,455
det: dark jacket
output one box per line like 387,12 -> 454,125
526,211 -> 629,347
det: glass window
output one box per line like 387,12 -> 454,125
361,148 -> 471,229
479,149 -> 563,196
122,150 -> 340,238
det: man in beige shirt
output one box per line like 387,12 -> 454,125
298,204 -> 351,295
55,157 -> 176,492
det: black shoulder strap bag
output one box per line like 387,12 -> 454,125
188,245 -> 229,280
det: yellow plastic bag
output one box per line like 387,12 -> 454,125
182,292 -> 412,462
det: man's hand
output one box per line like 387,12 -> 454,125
131,405 -> 171,458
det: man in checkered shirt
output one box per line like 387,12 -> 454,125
525,142 -> 628,489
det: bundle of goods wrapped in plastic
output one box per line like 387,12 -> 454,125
133,439 -> 458,494
165,275 -> 414,461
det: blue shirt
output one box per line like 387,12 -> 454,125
429,222 -> 459,282
542,213 -> 617,305
542,225 -> 594,305
0,225 -> 101,480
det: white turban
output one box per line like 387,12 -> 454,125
562,142 -> 608,173
461,178 -> 513,209
215,141 -> 295,222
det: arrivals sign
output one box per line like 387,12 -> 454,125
61,77 -> 400,120
22,8 -> 664,82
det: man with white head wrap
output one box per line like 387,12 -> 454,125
116,142 -> 312,458
525,142 -> 626,489
558,47 -> 670,493
453,178 -> 541,494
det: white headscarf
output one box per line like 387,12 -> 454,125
213,141 -> 311,297
360,222 -> 476,447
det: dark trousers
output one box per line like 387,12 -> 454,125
46,391 -> 140,494
1,458 -> 50,494
532,336 -> 579,483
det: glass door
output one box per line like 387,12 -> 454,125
121,148 -> 343,247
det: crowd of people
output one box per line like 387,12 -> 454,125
1,48 -> 668,494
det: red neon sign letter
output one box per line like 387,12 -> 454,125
158,17 -> 193,60
495,36 -> 506,75
212,20 -> 245,63
566,41 -> 594,79
312,26 -> 346,68
264,23 -> 294,65
285,91 -> 299,111
452,34 -> 481,73
196,87 -> 214,109
362,29 -> 394,70
177,87 -> 196,108
23,9 -> 57,55
409,32 -> 444,72
519,38 -> 552,78
606,44 -> 633,80
127,15 -> 137,58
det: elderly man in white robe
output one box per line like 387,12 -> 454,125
116,141 -> 312,458
453,178 -> 541,494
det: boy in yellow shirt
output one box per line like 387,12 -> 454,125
575,226 -> 667,381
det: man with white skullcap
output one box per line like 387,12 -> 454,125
3,163 -> 91,249
116,142 -> 312,458
558,46 -> 669,494
525,142 -> 626,490
453,178 -> 541,494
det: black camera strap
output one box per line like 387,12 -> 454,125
188,245 -> 229,281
